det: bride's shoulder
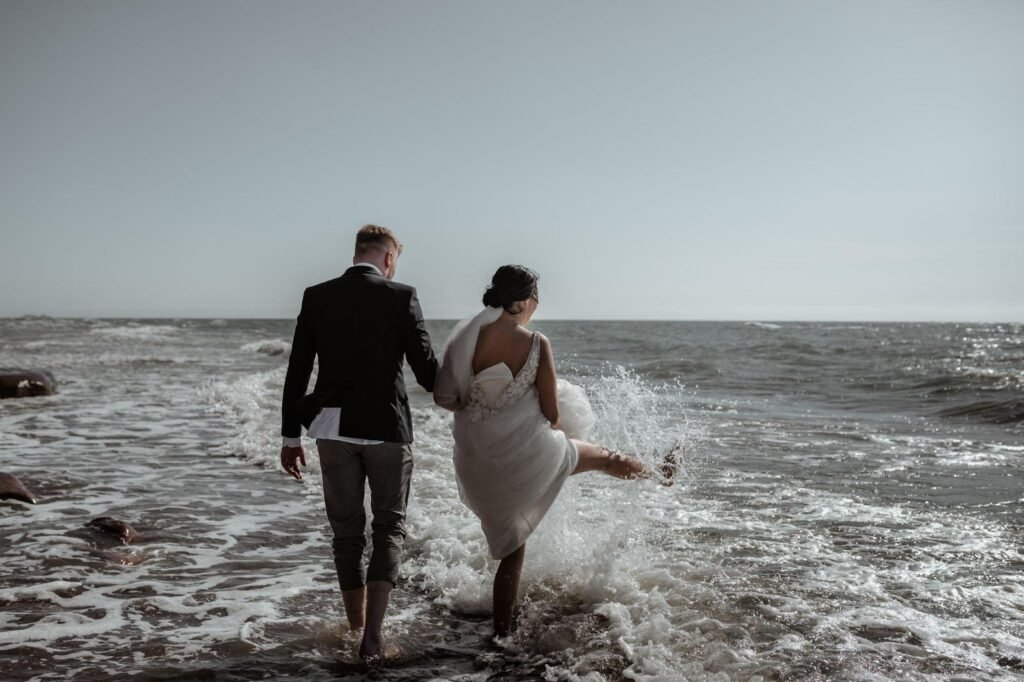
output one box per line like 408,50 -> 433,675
523,328 -> 548,347
533,332 -> 553,356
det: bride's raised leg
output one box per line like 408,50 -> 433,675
570,440 -> 677,484
571,440 -> 643,479
493,543 -> 525,637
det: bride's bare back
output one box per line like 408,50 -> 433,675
472,315 -> 560,425
472,318 -> 535,377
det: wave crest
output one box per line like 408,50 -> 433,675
240,340 -> 291,356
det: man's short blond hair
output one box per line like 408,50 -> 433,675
355,224 -> 402,256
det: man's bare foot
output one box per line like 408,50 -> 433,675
358,634 -> 400,664
358,632 -> 379,662
658,441 -> 682,486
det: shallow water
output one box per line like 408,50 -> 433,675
1,317 -> 1022,680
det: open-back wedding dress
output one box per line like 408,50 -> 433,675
434,307 -> 579,559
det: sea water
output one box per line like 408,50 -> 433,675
1,317 -> 1021,680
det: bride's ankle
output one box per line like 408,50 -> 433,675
599,446 -> 617,472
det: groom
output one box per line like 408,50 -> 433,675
279,224 -> 438,660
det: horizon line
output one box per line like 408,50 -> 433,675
2,314 -> 1022,325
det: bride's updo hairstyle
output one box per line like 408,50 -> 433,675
482,265 -> 539,314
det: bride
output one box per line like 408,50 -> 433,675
434,265 -> 674,637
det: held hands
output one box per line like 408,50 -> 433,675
280,446 -> 306,480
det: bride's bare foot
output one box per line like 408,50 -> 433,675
658,441 -> 682,486
596,446 -> 646,480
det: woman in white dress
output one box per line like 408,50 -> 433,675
434,265 -> 673,636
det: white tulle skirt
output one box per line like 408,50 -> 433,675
452,384 -> 580,560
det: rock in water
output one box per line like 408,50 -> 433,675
0,472 -> 37,504
88,517 -> 140,544
0,369 -> 58,399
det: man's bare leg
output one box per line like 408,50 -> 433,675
342,586 -> 366,630
358,580 -> 392,661
493,544 -> 526,637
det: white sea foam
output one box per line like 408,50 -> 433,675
89,324 -> 179,340
200,366 -> 292,472
21,340 -> 64,349
93,352 -> 190,365
240,339 -> 292,357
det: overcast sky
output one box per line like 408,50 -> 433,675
1,0 -> 1021,320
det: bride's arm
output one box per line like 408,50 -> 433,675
536,335 -> 560,427
433,357 -> 461,412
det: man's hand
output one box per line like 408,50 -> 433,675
280,446 -> 306,480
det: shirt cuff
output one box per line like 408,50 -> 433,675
282,436 -> 302,448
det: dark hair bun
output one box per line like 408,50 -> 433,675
482,265 -> 539,312
482,287 -> 505,308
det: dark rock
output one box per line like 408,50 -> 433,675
0,369 -> 58,399
0,472 -> 37,504
88,517 -> 140,544
851,623 -> 923,647
94,548 -> 150,565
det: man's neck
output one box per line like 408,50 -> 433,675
352,261 -> 384,277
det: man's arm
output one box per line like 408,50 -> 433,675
281,287 -> 316,444
402,286 -> 438,392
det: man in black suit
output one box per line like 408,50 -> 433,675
280,224 -> 437,661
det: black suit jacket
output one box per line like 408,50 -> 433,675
281,264 -> 438,443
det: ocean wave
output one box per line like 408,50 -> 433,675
21,340 -> 66,349
937,398 -> 1024,424
745,339 -> 825,358
198,367 -> 291,471
93,352 -> 191,366
895,363 -> 1024,398
89,324 -> 179,341
954,365 -> 1024,391
240,339 -> 291,357
4,315 -> 71,329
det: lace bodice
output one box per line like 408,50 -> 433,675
464,333 -> 541,423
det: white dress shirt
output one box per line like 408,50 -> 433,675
281,262 -> 385,448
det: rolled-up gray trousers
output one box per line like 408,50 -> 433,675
316,439 -> 414,591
